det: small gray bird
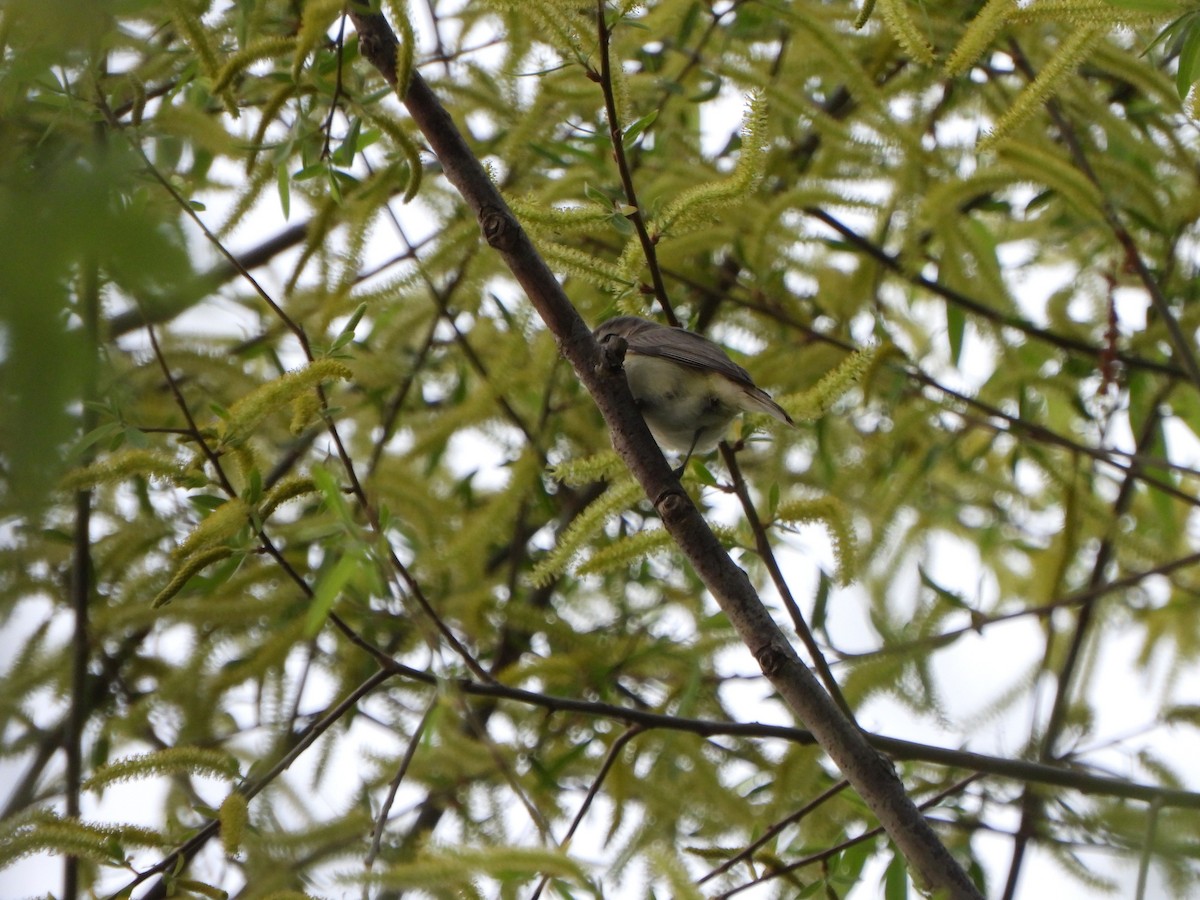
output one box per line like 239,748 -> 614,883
594,315 -> 794,464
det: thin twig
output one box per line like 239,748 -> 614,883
368,315 -> 439,475
319,13 -> 350,161
1001,390 -> 1166,899
836,549 -> 1200,663
1135,798 -> 1162,900
718,442 -> 855,720
529,725 -> 644,900
714,289 -> 1200,503
108,669 -> 395,900
698,779 -> 850,885
105,93 -> 490,681
593,0 -> 677,325
365,698 -> 436,869
142,319 -> 312,596
64,259 -> 102,900
714,775 -> 984,899
226,649 -> 1200,810
804,205 -> 1184,381
460,699 -> 554,840
348,6 -> 997,893
1044,396 -> 1165,750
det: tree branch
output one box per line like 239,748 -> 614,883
804,205 -> 1185,381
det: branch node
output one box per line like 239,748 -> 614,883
654,488 -> 688,515
480,204 -> 518,251
754,640 -> 791,678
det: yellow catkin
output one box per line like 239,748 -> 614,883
944,0 -> 1016,77
174,498 -> 251,560
878,0 -> 937,66
221,359 -> 352,443
219,791 -> 249,855
980,26 -> 1105,151
153,547 -> 233,607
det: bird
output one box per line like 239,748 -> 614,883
594,315 -> 794,466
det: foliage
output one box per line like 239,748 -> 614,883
3,0 -> 1200,897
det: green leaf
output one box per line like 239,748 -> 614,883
919,564 -> 969,610
1176,19 -> 1200,97
884,847 -> 909,900
609,212 -> 634,235
946,300 -> 965,368
829,838 -> 874,888
689,459 -> 718,485
690,69 -> 723,103
1141,10 -> 1198,57
811,569 -> 832,632
124,426 -> 150,449
188,494 -> 228,512
333,117 -> 362,167
277,162 -> 290,219
331,302 -> 368,350
305,550 -> 358,637
312,464 -> 355,528
245,468 -> 263,506
622,110 -> 658,148
584,182 -> 612,206
293,162 -> 325,181
70,421 -> 125,460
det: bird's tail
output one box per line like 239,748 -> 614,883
740,386 -> 794,427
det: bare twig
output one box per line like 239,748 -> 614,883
592,0 -> 677,325
368,315 -> 439,475
319,13 -> 350,161
719,442 -> 854,720
715,776 -> 984,899
529,725 -> 645,900
698,779 -> 850,885
64,259 -> 102,900
108,669 -> 395,900
713,289 -> 1200,504
838,549 -> 1200,664
1001,389 -> 1166,899
91,636 -> 1200,900
804,205 -> 1184,381
365,699 -> 435,869
1135,799 -> 1162,900
101,93 -> 490,682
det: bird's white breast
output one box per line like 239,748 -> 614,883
621,354 -> 744,452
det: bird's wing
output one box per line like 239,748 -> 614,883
617,318 -> 758,387
596,316 -> 794,426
